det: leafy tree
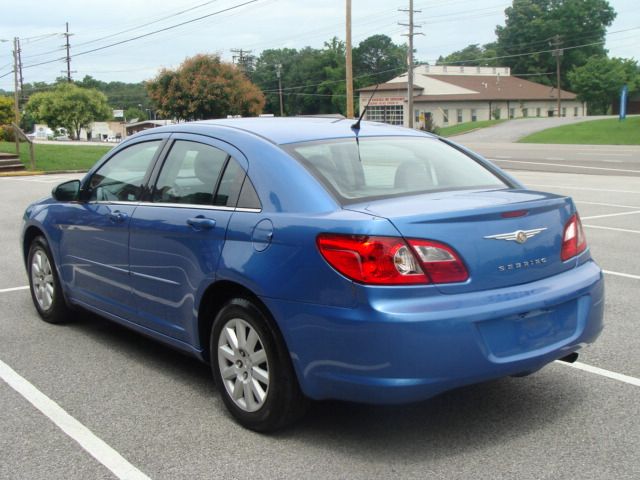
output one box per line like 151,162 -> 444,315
77,75 -> 152,112
436,43 -> 499,66
251,35 -> 407,116
568,56 -> 639,114
146,54 -> 265,120
124,107 -> 147,122
0,96 -> 14,125
24,83 -> 111,139
353,34 -> 406,85
494,0 -> 616,86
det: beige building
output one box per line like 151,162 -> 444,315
358,65 -> 585,128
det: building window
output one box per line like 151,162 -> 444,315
366,105 -> 404,126
415,110 -> 420,124
457,109 -> 463,123
536,108 -> 541,117
574,107 -> 579,116
471,109 -> 477,122
443,109 -> 449,125
562,107 -> 566,117
509,108 -> 515,119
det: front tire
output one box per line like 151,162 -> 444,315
210,297 -> 307,432
27,236 -> 70,324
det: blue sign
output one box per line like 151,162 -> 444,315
619,84 -> 628,120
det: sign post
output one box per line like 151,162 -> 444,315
619,84 -> 628,121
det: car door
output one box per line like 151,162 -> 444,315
128,134 -> 247,342
58,137 -> 164,319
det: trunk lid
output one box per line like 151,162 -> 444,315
346,188 -> 576,293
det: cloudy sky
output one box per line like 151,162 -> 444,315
1,0 -> 638,90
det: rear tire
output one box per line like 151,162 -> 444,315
27,236 -> 70,324
210,297 -> 307,432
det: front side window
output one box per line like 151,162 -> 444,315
153,140 -> 228,205
285,137 -> 508,203
88,140 -> 160,202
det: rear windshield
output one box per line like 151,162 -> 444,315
284,136 -> 509,203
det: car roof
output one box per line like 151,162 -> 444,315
151,117 -> 434,145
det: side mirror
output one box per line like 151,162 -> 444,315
52,180 -> 81,202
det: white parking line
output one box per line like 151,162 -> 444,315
581,210 -> 640,220
577,152 -> 633,157
584,225 -> 640,235
0,286 -> 29,294
603,270 -> 640,280
492,159 -> 640,174
556,360 -> 640,387
524,184 -> 640,195
575,201 -> 640,209
0,358 -> 151,480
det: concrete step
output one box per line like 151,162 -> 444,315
0,156 -> 25,172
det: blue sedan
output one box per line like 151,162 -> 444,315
22,117 -> 604,431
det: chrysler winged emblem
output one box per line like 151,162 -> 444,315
484,227 -> 547,244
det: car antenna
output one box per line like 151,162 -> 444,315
351,83 -> 379,132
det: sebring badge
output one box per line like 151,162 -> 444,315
484,227 -> 547,244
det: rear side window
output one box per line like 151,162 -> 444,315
284,137 -> 508,203
153,140 -> 227,205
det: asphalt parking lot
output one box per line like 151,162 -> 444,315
1,167 -> 639,479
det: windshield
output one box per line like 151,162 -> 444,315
284,136 -> 509,203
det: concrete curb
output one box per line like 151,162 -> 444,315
0,169 -> 87,178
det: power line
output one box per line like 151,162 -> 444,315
73,0 -> 222,48
21,0 -> 261,70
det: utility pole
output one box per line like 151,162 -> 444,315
399,0 -> 422,128
231,48 -> 253,74
16,37 -> 23,95
12,37 -> 20,154
550,35 -> 563,117
276,63 -> 284,117
345,0 -> 354,118
63,22 -> 74,82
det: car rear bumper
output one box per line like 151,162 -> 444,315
264,259 -> 604,404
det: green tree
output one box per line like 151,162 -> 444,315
353,34 -> 406,85
494,0 -> 616,85
568,56 -> 639,114
251,35 -> 407,116
24,83 -> 111,139
146,54 -> 264,120
124,107 -> 147,122
436,43 -> 499,66
0,96 -> 14,125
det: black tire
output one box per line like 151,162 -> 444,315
210,297 -> 308,432
27,236 -> 70,324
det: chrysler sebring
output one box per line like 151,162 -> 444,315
22,117 -> 604,431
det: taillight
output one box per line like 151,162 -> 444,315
561,213 -> 587,261
316,234 -> 468,285
408,239 -> 469,283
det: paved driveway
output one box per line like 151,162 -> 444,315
452,115 -> 611,143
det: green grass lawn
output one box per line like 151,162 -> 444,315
519,116 -> 640,145
0,141 -> 112,172
439,119 -> 506,137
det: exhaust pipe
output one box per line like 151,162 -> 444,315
559,352 -> 579,363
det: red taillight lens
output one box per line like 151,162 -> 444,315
561,213 -> 587,261
316,234 -> 468,285
408,239 -> 469,283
